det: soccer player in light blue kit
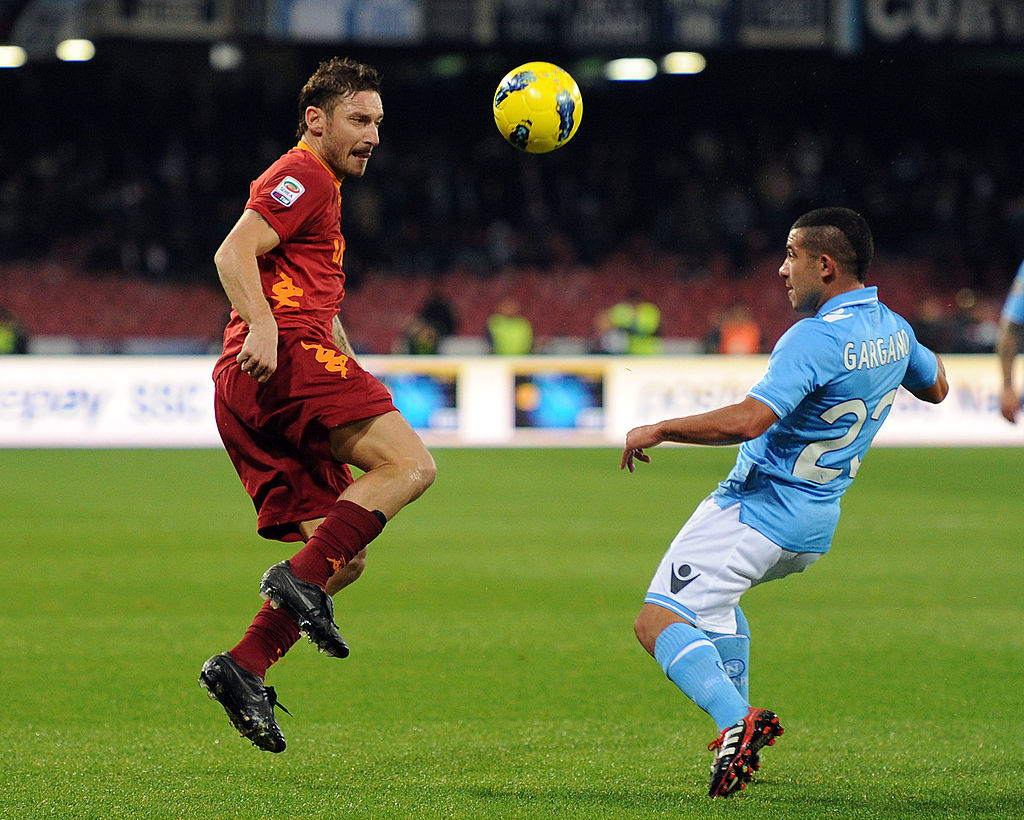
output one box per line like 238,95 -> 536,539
996,260 -> 1024,422
621,208 -> 948,798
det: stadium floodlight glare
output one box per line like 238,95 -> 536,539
56,39 -> 95,62
661,51 -> 706,75
0,45 -> 27,68
209,42 -> 243,71
603,57 -> 657,82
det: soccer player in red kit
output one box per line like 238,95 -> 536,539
199,57 -> 436,753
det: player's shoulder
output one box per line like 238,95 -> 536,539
256,147 -> 336,202
773,291 -> 885,358
777,312 -> 843,353
271,146 -> 328,176
815,286 -> 910,336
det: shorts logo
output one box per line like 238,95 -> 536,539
270,176 -> 305,207
670,563 -> 701,594
300,342 -> 349,377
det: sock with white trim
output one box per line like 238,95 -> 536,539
654,621 -> 749,731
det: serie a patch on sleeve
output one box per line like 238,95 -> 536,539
270,176 -> 305,207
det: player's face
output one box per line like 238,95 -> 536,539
319,90 -> 383,180
780,229 -> 826,314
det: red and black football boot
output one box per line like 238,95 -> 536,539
707,707 -> 783,797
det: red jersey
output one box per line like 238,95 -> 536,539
216,142 -> 346,378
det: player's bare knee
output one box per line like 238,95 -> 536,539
398,449 -> 436,500
414,450 -> 437,494
634,611 -> 657,654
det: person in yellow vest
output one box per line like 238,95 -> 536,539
603,292 -> 661,354
0,308 -> 28,354
487,297 -> 533,354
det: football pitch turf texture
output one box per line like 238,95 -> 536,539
2,447 -> 1021,819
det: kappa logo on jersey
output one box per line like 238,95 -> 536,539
270,176 -> 305,207
300,342 -> 349,376
670,563 -> 701,594
270,270 -> 303,309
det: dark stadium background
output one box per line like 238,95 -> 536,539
3,0 -> 1024,355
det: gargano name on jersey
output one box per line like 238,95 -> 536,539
843,330 -> 911,371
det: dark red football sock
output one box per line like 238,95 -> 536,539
287,499 -> 385,589
229,601 -> 301,679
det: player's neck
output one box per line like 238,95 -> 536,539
297,139 -> 344,187
816,280 -> 866,312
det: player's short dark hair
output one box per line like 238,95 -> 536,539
296,57 -> 382,139
791,207 -> 874,282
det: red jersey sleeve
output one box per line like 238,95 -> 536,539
247,148 -> 336,244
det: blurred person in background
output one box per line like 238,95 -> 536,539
596,291 -> 661,354
199,57 -> 436,753
621,208 -> 947,798
996,260 -> 1024,422
396,314 -> 440,354
704,303 -> 762,355
419,290 -> 456,343
395,290 -> 457,354
0,308 -> 28,354
486,297 -> 533,354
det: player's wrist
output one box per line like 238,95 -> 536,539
247,314 -> 279,335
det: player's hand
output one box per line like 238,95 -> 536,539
620,424 -> 662,472
1000,385 -> 1021,423
237,323 -> 279,383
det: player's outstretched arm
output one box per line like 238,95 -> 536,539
907,353 -> 949,405
620,397 -> 778,472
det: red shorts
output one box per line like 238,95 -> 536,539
214,332 -> 396,541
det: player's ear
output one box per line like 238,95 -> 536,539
305,106 -> 325,137
819,253 -> 837,280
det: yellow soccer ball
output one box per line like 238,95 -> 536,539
492,61 -> 582,153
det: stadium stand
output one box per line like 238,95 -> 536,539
0,47 -> 1017,355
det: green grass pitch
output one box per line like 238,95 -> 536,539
2,446 -> 1021,819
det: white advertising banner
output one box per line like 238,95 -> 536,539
0,354 -> 1020,448
0,356 -> 220,448
602,355 -> 1024,447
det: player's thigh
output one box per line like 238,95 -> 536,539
328,410 -> 434,474
645,497 -> 782,633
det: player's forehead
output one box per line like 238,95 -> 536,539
334,90 -> 383,119
786,228 -> 808,253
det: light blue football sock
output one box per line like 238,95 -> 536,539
654,621 -> 749,731
706,605 -> 751,701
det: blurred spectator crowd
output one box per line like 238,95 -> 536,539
0,47 -> 1020,354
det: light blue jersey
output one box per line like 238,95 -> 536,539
1001,260 -> 1024,325
712,287 -> 938,553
